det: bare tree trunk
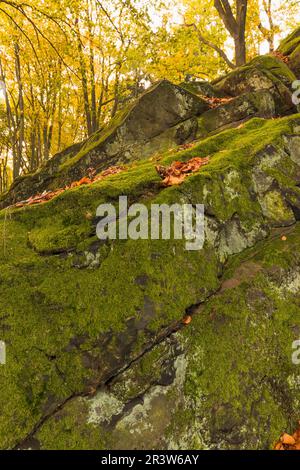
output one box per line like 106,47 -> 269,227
214,0 -> 248,66
258,0 -> 275,53
86,5 -> 98,133
57,88 -> 62,153
75,18 -> 92,136
111,62 -> 121,118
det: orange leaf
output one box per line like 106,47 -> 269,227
78,177 -> 92,185
274,442 -> 284,450
162,174 -> 186,186
281,433 -> 296,446
182,315 -> 192,325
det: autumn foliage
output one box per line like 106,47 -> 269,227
271,51 -> 290,64
155,157 -> 210,186
201,95 -> 233,109
13,166 -> 125,209
274,424 -> 300,450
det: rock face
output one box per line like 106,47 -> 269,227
213,55 -> 296,115
22,228 -> 300,450
1,30 -> 300,450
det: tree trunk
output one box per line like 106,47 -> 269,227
214,0 -> 248,66
75,18 -> 92,136
234,32 -> 246,66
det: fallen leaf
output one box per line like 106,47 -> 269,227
85,211 -> 93,220
182,315 -> 192,325
274,425 -> 300,450
11,165 -> 126,209
274,442 -> 283,450
198,94 -> 233,109
271,51 -> 289,63
281,433 -> 296,446
99,165 -> 125,178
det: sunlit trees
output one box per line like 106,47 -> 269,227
0,0 -> 299,189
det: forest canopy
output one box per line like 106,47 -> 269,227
0,0 -> 299,191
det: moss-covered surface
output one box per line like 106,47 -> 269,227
279,27 -> 300,56
213,55 -> 296,119
196,90 -> 276,139
179,80 -> 226,98
1,114 -> 300,449
27,223 -> 300,450
0,55 -> 297,211
214,54 -> 296,93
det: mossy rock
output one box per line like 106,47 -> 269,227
1,52 -> 298,212
278,27 -> 300,78
213,55 -> 296,116
18,224 -> 300,450
1,115 -> 300,449
179,80 -> 226,98
196,90 -> 276,139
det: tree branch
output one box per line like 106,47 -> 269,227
184,22 -> 236,69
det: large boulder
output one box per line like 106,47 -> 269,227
1,114 -> 300,449
179,80 -> 226,98
24,225 -> 300,450
196,90 -> 277,138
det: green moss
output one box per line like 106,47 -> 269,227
259,190 -> 295,223
36,399 -> 107,450
1,114 -> 300,449
171,228 -> 300,448
13,224 -> 300,450
279,27 -> 300,55
250,55 -> 296,83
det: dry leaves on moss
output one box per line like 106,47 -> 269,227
155,156 -> 210,186
13,165 -> 125,209
199,94 -> 233,109
271,51 -> 290,64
